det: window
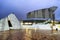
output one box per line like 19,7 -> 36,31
8,20 -> 12,27
23,21 -> 33,25
23,22 -> 33,25
42,9 -> 45,18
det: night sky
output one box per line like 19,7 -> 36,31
0,0 -> 60,20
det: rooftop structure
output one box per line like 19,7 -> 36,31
27,6 -> 57,19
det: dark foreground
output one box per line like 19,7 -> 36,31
0,29 -> 60,40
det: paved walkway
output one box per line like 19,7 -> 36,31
0,29 -> 60,40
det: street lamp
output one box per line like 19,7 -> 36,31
51,13 -> 55,33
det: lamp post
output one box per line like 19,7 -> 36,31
52,14 -> 55,26
51,13 -> 55,33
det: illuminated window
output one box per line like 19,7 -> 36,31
23,22 -> 32,25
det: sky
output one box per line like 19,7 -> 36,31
0,0 -> 60,20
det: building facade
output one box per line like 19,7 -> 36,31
27,6 -> 57,19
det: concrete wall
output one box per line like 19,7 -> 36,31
0,18 -> 9,31
8,14 -> 21,29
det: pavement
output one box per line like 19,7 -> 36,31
0,29 -> 60,40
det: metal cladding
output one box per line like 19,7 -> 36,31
27,6 -> 57,19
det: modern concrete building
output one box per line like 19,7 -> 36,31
27,6 -> 57,19
0,13 -> 21,31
